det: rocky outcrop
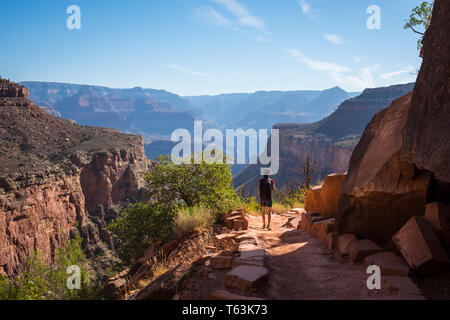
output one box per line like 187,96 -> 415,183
0,79 -> 29,100
336,0 -> 450,247
393,216 -> 449,274
0,79 -> 150,276
335,93 -> 432,244
234,83 -> 414,193
304,173 -> 347,218
402,0 -> 450,188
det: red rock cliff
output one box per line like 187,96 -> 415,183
0,79 -> 150,276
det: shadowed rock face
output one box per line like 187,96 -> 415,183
336,94 -> 432,244
403,0 -> 450,188
337,0 -> 450,245
0,79 -> 149,276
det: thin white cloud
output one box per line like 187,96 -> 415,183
300,0 -> 311,13
324,33 -> 344,45
212,0 -> 265,31
195,6 -> 236,30
286,49 -> 378,90
330,67 -> 375,90
381,66 -> 415,79
168,65 -> 211,79
286,49 -> 350,73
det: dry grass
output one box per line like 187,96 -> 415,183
173,206 -> 215,239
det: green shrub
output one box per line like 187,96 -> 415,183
174,206 -> 215,238
274,186 -> 305,208
108,202 -> 177,263
145,155 -> 240,214
243,198 -> 261,215
0,237 -> 102,300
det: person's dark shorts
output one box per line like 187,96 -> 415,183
260,199 -> 273,208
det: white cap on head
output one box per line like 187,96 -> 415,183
262,168 -> 271,176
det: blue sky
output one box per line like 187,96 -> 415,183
0,0 -> 424,95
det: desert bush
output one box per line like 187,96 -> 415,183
108,202 -> 177,263
109,154 -> 241,263
145,155 -> 240,214
174,206 -> 215,239
243,198 -> 261,215
0,237 -> 102,300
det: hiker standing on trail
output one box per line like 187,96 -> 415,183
258,168 -> 275,230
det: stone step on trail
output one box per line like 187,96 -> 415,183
337,233 -> 357,257
300,212 -> 331,232
381,276 -> 425,300
233,242 -> 266,268
348,239 -> 384,262
236,234 -> 257,242
326,231 -> 338,250
282,216 -> 302,229
364,251 -> 410,277
210,255 -> 233,270
311,218 -> 335,243
290,208 -> 306,215
224,265 -> 269,294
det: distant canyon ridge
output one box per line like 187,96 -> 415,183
21,81 -> 414,188
22,82 -> 358,163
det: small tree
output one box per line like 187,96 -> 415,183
145,154 -> 239,213
404,1 -> 434,52
288,153 -> 319,200
108,202 -> 177,263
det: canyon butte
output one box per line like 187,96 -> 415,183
0,78 -> 150,277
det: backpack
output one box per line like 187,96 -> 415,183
260,178 -> 272,199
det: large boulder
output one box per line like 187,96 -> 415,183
305,173 -> 347,218
402,0 -> 450,190
393,216 -> 449,274
424,202 -> 450,251
336,93 -> 431,244
336,0 -> 450,245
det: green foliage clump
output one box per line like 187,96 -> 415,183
0,237 -> 102,300
108,154 -> 241,263
174,206 -> 215,239
108,203 -> 177,263
274,186 -> 305,209
145,155 -> 240,214
404,1 -> 434,51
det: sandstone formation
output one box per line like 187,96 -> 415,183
336,93 -> 432,244
392,216 -> 449,274
336,0 -> 450,248
402,0 -> 450,189
305,173 -> 347,218
234,83 -> 415,193
0,79 -> 150,276
425,202 -> 450,250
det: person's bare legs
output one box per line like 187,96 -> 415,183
261,206 -> 266,229
267,207 -> 272,230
